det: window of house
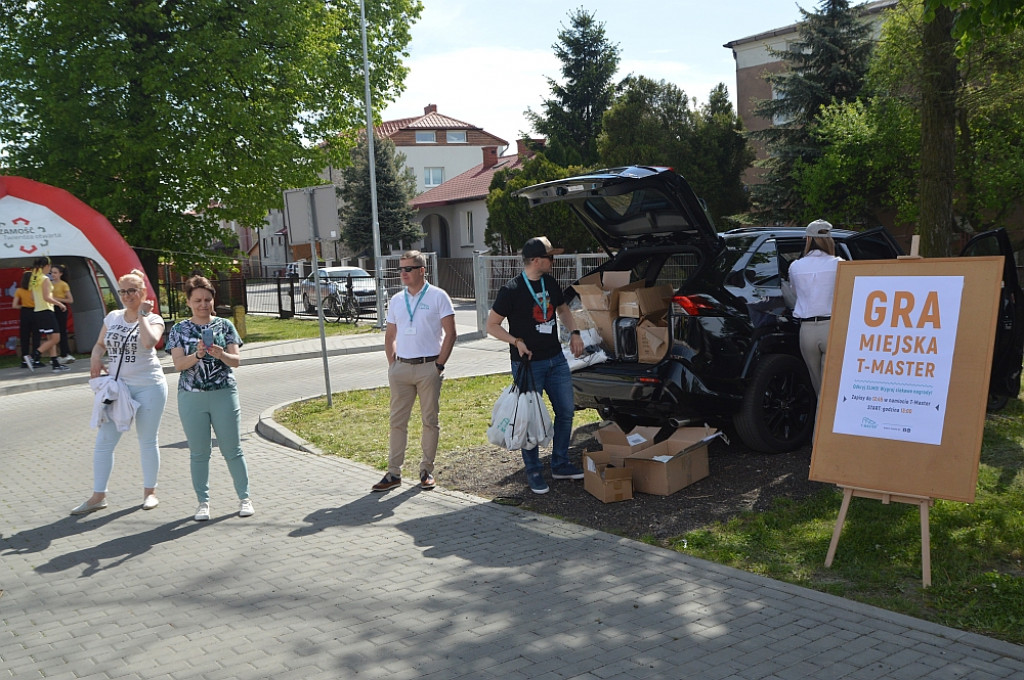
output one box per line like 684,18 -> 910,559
447,130 -> 467,144
415,131 -> 436,144
425,167 -> 444,187
466,211 -> 474,243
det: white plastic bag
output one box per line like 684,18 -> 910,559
487,359 -> 553,450
486,383 -> 520,447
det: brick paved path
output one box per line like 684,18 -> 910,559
2,335 -> 1023,679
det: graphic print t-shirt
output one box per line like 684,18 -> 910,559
491,273 -> 565,362
103,310 -> 166,385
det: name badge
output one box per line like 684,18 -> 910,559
404,326 -> 417,336
536,321 -> 554,335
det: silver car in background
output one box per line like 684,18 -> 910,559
300,266 -> 376,316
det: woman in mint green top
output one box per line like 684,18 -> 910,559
166,275 -> 254,522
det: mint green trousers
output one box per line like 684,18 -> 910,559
177,386 -> 250,503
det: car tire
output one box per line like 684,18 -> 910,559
302,293 -> 315,314
734,353 -> 816,454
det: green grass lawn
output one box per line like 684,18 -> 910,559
278,378 -> 1024,646
241,314 -> 380,343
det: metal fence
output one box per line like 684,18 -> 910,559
471,253 -> 610,332
160,252 -> 615,332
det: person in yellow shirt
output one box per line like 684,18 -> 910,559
27,256 -> 68,372
10,271 -> 42,368
49,263 -> 75,364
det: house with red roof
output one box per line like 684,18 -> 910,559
372,104 -> 509,195
244,104 -> 510,276
411,140 -> 536,260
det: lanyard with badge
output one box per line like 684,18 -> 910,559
403,282 -> 429,335
522,272 -> 555,334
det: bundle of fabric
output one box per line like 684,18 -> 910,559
89,375 -> 140,432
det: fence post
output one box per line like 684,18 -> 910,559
473,251 -> 489,334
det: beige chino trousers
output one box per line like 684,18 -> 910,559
387,361 -> 443,477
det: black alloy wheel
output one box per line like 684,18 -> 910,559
734,353 -> 816,454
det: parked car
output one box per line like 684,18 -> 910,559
516,166 -> 1023,453
300,266 -> 377,315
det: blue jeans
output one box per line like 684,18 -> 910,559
511,354 -> 575,474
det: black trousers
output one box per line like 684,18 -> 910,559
19,307 -> 40,357
54,307 -> 71,356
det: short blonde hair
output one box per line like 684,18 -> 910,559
400,250 -> 426,267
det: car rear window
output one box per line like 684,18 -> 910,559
581,188 -> 693,237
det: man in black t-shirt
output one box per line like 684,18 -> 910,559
486,236 -> 585,494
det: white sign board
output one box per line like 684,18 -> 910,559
831,275 -> 964,445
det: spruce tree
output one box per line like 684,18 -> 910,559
339,136 -> 421,256
750,0 -> 873,222
525,8 -> 621,167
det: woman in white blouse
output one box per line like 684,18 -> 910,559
788,220 -> 844,396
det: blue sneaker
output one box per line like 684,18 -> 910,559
526,470 -> 549,494
552,464 -> 584,480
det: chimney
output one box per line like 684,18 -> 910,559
482,146 -> 498,169
424,104 -> 437,115
517,139 -> 531,157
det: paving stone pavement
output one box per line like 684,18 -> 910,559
2,327 -> 1023,679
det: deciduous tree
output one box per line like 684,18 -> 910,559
599,78 -> 752,225
0,0 -> 421,281
485,155 -> 592,254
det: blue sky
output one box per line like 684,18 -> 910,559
380,0 -> 816,146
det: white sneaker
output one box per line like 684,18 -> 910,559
194,502 -> 211,521
142,494 -> 159,510
58,354 -> 75,365
238,499 -> 255,517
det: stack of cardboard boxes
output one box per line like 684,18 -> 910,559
571,272 -> 674,364
582,423 -> 721,503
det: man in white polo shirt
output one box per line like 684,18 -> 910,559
372,251 -> 457,492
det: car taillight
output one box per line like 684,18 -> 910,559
637,377 -> 661,385
673,294 -> 715,316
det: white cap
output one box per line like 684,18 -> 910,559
806,219 -> 832,237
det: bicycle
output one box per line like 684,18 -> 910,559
323,275 -> 360,324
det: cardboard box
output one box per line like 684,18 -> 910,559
579,309 -> 614,353
637,314 -> 669,364
618,284 -> 674,318
573,271 -> 631,311
624,427 -> 720,496
595,423 -> 665,465
583,451 -> 633,503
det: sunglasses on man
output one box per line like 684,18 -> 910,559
397,265 -> 424,273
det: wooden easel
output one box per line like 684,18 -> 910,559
824,485 -> 935,587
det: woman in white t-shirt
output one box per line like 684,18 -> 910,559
788,219 -> 844,396
71,270 -> 168,515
